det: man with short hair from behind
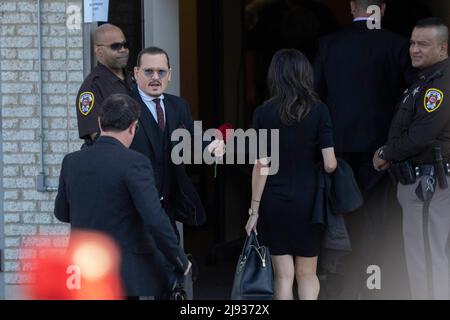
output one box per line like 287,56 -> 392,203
314,0 -> 417,299
55,93 -> 191,299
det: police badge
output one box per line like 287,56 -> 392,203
79,92 -> 95,116
424,88 -> 444,113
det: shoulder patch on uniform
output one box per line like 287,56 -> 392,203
424,88 -> 444,113
79,91 -> 95,116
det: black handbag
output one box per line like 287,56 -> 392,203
231,231 -> 274,300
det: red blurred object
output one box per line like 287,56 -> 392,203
217,123 -> 234,142
24,231 -> 124,300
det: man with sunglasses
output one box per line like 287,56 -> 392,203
130,47 -> 208,235
130,46 -> 210,300
76,24 -> 134,147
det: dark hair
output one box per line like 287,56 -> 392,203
136,46 -> 171,68
267,49 -> 319,125
415,17 -> 449,43
99,94 -> 141,132
352,0 -> 384,10
416,17 -> 447,28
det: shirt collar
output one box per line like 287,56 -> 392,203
418,58 -> 450,79
353,17 -> 369,22
137,86 -> 165,104
96,135 -> 126,148
97,62 -> 131,85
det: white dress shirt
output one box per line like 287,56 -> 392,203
137,86 -> 166,125
353,17 -> 370,22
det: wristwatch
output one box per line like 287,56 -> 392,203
248,208 -> 258,216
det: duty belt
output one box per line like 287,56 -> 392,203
413,162 -> 450,178
390,160 -> 450,186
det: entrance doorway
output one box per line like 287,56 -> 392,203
107,0 -> 143,72
108,0 -> 444,300
181,0 -> 441,299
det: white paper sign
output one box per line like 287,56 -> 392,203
83,0 -> 109,23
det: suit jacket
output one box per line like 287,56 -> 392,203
130,87 -> 206,226
314,21 -> 417,153
54,136 -> 189,296
312,159 -> 364,251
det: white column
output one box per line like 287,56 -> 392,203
143,0 -> 181,96
143,0 -> 184,244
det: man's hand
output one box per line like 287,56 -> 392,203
373,148 -> 391,172
207,139 -> 225,157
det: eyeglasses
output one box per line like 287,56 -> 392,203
142,68 -> 169,79
135,121 -> 140,132
97,41 -> 129,51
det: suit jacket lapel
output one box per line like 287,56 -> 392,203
132,88 -> 161,154
164,96 -> 179,147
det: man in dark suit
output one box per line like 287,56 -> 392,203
130,47 -> 222,234
54,94 -> 191,298
314,0 -> 417,299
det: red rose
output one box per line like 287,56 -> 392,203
217,123 -> 234,142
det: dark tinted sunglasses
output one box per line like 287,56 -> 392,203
98,41 -> 129,51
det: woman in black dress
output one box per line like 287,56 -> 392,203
245,49 -> 337,300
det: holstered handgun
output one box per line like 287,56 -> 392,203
389,163 -> 401,184
415,167 -> 436,202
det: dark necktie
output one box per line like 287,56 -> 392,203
153,98 -> 165,131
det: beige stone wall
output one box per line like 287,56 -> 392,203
1,0 -> 83,298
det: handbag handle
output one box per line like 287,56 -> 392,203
241,231 -> 258,255
240,231 -> 267,267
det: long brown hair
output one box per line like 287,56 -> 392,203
267,49 -> 319,125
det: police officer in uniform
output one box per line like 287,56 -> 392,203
76,24 -> 134,146
374,18 -> 450,300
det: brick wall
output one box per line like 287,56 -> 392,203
1,0 -> 83,297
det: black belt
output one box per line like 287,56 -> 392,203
414,165 -> 434,177
413,161 -> 450,177
390,160 -> 450,186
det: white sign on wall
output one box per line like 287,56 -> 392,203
83,0 -> 109,23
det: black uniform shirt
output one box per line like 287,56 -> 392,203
384,58 -> 450,164
76,63 -> 134,140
